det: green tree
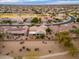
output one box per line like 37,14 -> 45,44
31,17 -> 39,24
70,28 -> 79,38
56,31 -> 78,56
46,27 -> 52,34
36,34 -> 45,39
2,20 -> 13,24
39,18 -> 42,23
76,18 -> 79,22
68,45 -> 78,56
0,32 -> 5,40
23,51 -> 39,59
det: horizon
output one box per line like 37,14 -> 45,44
0,0 -> 79,5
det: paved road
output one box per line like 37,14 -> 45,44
52,16 -> 76,25
0,16 -> 76,26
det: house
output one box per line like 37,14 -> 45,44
29,25 -> 47,35
6,26 -> 28,35
55,13 -> 67,20
0,18 -> 23,23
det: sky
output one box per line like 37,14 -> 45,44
0,0 -> 79,5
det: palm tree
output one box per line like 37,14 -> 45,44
27,25 -> 32,36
